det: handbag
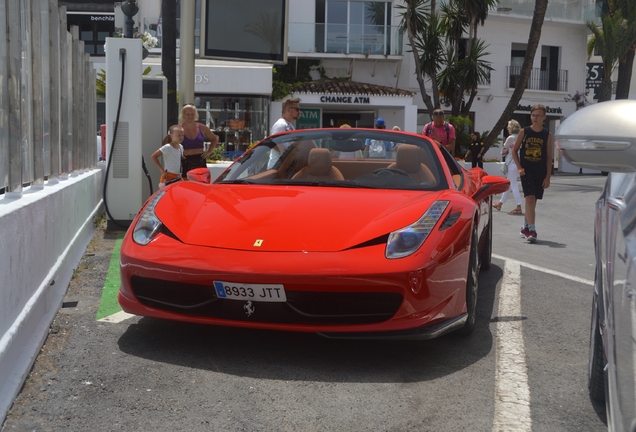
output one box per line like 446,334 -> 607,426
501,163 -> 508,175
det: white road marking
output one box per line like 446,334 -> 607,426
493,254 -> 593,286
493,259 -> 532,431
98,311 -> 135,323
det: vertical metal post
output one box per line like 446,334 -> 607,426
59,6 -> 69,179
40,0 -> 51,178
178,0 -> 195,110
70,25 -> 79,175
89,65 -> 96,166
83,52 -> 91,169
48,1 -> 60,182
20,0 -> 33,186
30,0 -> 44,187
66,30 -> 73,174
6,0 -> 24,196
0,0 -> 9,189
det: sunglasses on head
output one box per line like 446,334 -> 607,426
433,111 -> 444,116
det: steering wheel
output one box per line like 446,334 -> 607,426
372,168 -> 411,178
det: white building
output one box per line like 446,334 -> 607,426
73,0 -> 616,159
285,0 -> 595,141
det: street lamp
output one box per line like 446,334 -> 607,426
121,0 -> 139,38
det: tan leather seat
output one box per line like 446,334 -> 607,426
292,148 -> 345,181
388,144 -> 436,185
275,140 -> 317,178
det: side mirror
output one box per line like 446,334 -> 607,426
555,100 -> 636,173
186,168 -> 211,184
471,175 -> 510,202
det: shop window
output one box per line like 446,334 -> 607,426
193,95 -> 270,153
67,14 -> 114,57
316,0 -> 392,55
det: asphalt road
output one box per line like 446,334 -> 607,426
1,173 -> 608,432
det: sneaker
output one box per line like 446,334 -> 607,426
520,227 -> 530,239
527,230 -> 537,243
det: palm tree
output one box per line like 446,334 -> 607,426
483,0 -> 549,149
398,0 -> 439,112
438,1 -> 492,116
615,0 -> 636,99
587,8 -> 634,101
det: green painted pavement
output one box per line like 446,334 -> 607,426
96,233 -> 124,320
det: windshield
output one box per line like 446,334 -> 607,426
215,129 -> 448,190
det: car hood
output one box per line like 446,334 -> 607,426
154,183 -> 451,252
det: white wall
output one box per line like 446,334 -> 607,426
0,168 -> 104,424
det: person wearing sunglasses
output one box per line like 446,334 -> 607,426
267,97 -> 301,168
422,109 -> 456,155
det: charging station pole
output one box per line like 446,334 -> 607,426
104,36 -> 143,230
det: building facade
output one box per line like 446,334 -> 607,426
85,1 -> 611,162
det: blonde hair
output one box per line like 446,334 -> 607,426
340,124 -> 352,128
179,104 -> 199,122
507,119 -> 521,134
282,97 -> 301,113
392,126 -> 401,131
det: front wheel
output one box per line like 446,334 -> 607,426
457,224 -> 479,336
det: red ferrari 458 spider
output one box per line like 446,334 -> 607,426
119,128 -> 509,339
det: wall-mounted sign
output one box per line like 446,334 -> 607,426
586,63 -> 604,89
516,104 -> 563,114
320,95 -> 371,104
296,108 -> 321,129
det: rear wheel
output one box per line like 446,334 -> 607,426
588,293 -> 606,401
480,199 -> 493,271
457,224 -> 479,336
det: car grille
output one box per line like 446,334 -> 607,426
130,276 -> 403,325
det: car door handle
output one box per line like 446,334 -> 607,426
607,197 -> 625,211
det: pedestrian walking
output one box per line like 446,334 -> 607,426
511,105 -> 552,242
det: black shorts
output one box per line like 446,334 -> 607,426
182,153 -> 207,177
520,170 -> 546,199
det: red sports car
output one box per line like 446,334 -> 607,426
119,128 -> 509,339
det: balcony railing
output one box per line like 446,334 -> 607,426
507,66 -> 568,92
487,0 -> 589,22
288,23 -> 403,56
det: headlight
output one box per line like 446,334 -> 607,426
386,201 -> 449,259
132,190 -> 166,245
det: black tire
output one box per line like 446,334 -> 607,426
588,294 -> 606,401
480,199 -> 493,271
457,224 -> 479,336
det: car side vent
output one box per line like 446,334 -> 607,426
439,211 -> 461,230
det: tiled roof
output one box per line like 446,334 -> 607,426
293,80 -> 414,97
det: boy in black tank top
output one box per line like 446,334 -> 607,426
511,104 -> 552,243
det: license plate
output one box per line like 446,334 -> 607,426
213,281 -> 287,302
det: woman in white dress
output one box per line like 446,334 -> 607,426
493,120 -> 523,214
